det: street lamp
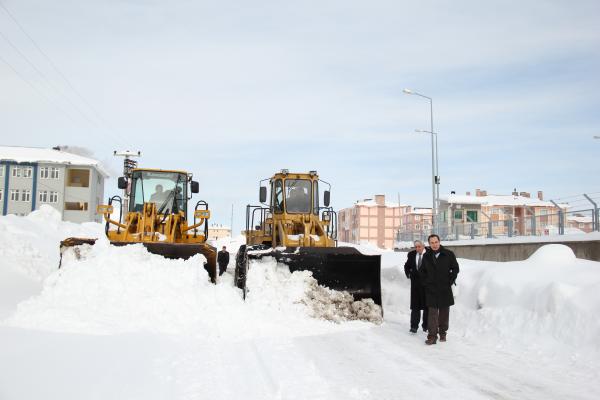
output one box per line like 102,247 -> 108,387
404,88 -> 438,232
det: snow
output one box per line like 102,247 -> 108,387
0,145 -> 109,177
396,231 -> 600,249
442,193 -> 567,208
1,208 -> 600,399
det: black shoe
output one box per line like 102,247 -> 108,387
409,328 -> 418,333
422,327 -> 428,332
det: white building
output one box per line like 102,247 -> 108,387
0,146 -> 108,223
208,223 -> 231,240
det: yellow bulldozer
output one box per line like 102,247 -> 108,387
235,170 -> 382,307
60,168 -> 217,281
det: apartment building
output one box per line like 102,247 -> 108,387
567,214 -> 593,233
338,194 -> 409,249
208,224 -> 232,240
1,146 -> 108,223
438,189 -> 566,236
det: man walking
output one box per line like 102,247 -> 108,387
217,246 -> 230,276
420,234 -> 459,345
404,240 -> 428,333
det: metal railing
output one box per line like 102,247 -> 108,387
396,193 -> 600,244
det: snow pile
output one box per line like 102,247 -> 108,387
246,257 -> 383,324
0,205 -> 104,281
451,244 -> 600,354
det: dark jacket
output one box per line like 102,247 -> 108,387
404,249 -> 427,310
420,245 -> 459,308
217,250 -> 230,266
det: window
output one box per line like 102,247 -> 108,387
284,179 -> 311,213
12,167 -> 21,178
21,190 -> 31,202
67,169 -> 90,187
272,179 -> 284,213
49,191 -> 58,203
40,167 -> 49,179
65,202 -> 88,211
23,167 -> 33,178
0,166 -> 3,177
454,210 -> 463,220
466,210 -> 478,222
0,189 -> 2,201
415,215 -> 421,221
39,191 -> 48,202
50,167 -> 60,179
415,224 -> 420,230
10,189 -> 20,201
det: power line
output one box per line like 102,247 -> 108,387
0,53 -> 81,125
0,28 -> 100,127
0,1 -> 128,148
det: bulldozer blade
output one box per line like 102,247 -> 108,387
235,245 -> 382,308
111,241 -> 218,283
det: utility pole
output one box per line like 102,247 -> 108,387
230,203 -> 234,238
113,150 -> 141,217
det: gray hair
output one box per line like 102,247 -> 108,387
413,240 -> 424,246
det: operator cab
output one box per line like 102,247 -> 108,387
129,170 -> 188,216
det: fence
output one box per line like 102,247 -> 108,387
396,193 -> 600,244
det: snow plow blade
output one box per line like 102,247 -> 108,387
236,245 -> 382,307
60,238 -> 217,283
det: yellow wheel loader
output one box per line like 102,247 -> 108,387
235,170 -> 382,307
60,168 -> 217,282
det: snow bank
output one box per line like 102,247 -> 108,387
2,213 -> 375,337
375,244 -> 600,360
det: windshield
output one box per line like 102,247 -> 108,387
284,179 -> 311,213
130,171 -> 187,214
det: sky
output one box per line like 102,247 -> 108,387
1,0 -> 599,232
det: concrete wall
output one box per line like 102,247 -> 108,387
442,241 -> 600,262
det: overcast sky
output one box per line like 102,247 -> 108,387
1,0 -> 599,231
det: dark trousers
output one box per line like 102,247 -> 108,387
410,308 -> 429,331
427,307 -> 449,338
218,263 -> 227,276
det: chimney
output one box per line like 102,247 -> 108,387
374,194 -> 385,206
512,188 -> 518,196
466,191 -> 471,196
519,192 -> 530,198
537,191 -> 543,200
480,190 -> 487,196
476,189 -> 484,197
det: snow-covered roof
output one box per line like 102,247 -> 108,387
441,194 -> 566,208
354,199 -> 409,208
567,216 -> 592,223
0,146 -> 109,177
410,208 -> 432,215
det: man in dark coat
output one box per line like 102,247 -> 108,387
217,246 -> 230,276
404,240 -> 428,333
420,234 -> 459,345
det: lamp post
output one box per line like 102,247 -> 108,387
404,88 -> 438,232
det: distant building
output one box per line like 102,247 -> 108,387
438,189 -> 567,237
567,214 -> 593,233
0,146 -> 108,223
401,207 -> 433,232
338,194 -> 409,249
208,223 -> 231,240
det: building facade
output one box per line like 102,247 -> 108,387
208,224 -> 232,240
438,189 -> 566,237
338,194 -> 409,249
1,146 -> 108,223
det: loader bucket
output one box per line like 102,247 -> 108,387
111,241 -> 218,283
274,247 -> 382,307
235,245 -> 381,308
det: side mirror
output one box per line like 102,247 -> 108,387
259,186 -> 267,203
191,181 -> 199,193
117,177 -> 127,189
324,190 -> 330,207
